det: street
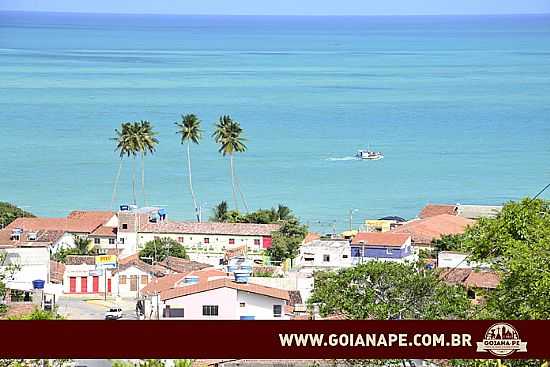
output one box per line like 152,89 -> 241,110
57,296 -> 138,320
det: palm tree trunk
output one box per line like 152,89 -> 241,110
187,142 -> 200,222
141,151 -> 147,206
230,154 -> 239,211
111,158 -> 123,210
132,157 -> 137,206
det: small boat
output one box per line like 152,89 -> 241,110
356,150 -> 384,160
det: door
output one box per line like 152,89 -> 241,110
92,276 -> 99,293
262,236 -> 272,249
69,277 -> 76,293
130,275 -> 138,292
80,277 -> 88,293
107,278 -> 112,293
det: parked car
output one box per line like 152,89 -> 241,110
104,306 -> 123,320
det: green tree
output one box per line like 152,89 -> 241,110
176,114 -> 202,222
212,115 -> 247,211
267,217 -> 308,262
112,122 -> 139,206
0,202 -> 34,229
1,251 -> 20,314
139,238 -> 188,263
211,201 -> 229,222
309,262 -> 470,320
432,233 -> 466,252
136,120 -> 159,206
463,198 -> 550,319
7,307 -> 64,320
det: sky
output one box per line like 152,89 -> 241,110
1,0 -> 550,15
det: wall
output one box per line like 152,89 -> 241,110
137,232 -> 264,253
112,265 -> 151,298
237,291 -> 287,320
63,264 -> 113,294
162,287 -> 237,319
298,242 -> 352,270
1,247 -> 50,291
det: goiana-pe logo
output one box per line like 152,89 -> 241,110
476,323 -> 527,357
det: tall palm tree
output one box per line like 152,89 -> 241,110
135,120 -> 159,206
112,122 -> 139,206
212,115 -> 247,210
175,114 -> 202,222
73,236 -> 94,255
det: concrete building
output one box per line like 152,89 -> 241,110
62,255 -> 114,295
351,232 -> 416,263
296,239 -> 351,273
437,251 -> 491,270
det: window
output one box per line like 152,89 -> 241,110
467,289 -> 476,300
167,308 -> 185,318
178,237 -> 184,243
342,254 -> 348,258
386,248 -> 393,255
203,238 -> 210,244
351,247 -> 361,258
28,232 -> 37,241
240,302 -> 246,308
141,275 -> 148,285
202,305 -> 218,316
254,239 -> 260,246
323,254 -> 330,262
108,238 -> 115,245
122,223 -> 128,230
94,238 -> 100,245
119,238 -> 125,244
119,275 -> 127,285
273,305 -> 282,318
228,238 -> 235,245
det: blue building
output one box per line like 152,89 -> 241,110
350,232 -> 415,264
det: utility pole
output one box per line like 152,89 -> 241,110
349,208 -> 358,232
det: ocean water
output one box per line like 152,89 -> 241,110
1,11 -> 549,231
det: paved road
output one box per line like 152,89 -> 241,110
57,297 -> 138,320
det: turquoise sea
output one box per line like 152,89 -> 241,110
1,11 -> 549,231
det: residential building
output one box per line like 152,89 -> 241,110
0,245 -> 50,292
111,254 -> 167,298
116,207 -> 279,261
296,239 -> 352,273
364,216 -> 406,232
437,251 -> 490,269
391,214 -> 475,249
351,232 -> 415,263
418,203 -> 502,220
439,268 -> 500,302
140,268 -> 289,320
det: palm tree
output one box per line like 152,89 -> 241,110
211,201 -> 228,222
212,115 -> 247,210
74,236 -> 94,255
135,120 -> 159,206
175,114 -> 202,222
112,122 -> 139,206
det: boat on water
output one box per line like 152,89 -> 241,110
356,150 -> 384,160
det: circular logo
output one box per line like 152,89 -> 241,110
480,323 -> 522,357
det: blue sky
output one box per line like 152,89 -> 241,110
1,0 -> 549,15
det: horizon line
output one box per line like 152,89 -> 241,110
1,9 -> 550,17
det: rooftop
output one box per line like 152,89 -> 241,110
4,210 -> 114,234
419,204 -> 458,219
352,232 -> 411,247
439,268 -> 500,289
391,214 -> 474,244
0,228 -> 65,248
457,205 -> 502,220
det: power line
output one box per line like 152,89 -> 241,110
533,182 -> 550,199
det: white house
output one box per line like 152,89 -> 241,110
111,255 -> 167,298
62,255 -> 114,295
0,245 -> 50,292
296,239 -> 352,274
437,251 -> 491,269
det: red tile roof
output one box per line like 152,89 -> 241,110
160,277 -> 289,301
303,233 -> 321,244
90,225 -> 117,237
140,268 -> 226,296
139,220 -> 279,236
419,204 -> 458,219
159,256 -> 211,273
0,228 -> 65,247
352,232 -> 411,247
391,214 -> 474,244
464,271 -> 500,289
5,210 -> 114,234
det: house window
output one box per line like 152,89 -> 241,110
141,275 -> 148,285
204,238 -> 210,244
178,237 -> 184,243
202,305 -> 218,316
119,238 -> 125,244
122,223 -> 128,230
240,302 -> 246,308
342,254 -> 348,258
108,238 -> 116,245
467,289 -> 476,300
351,247 -> 361,258
28,232 -> 37,241
229,238 -> 235,245
273,304 -> 282,318
119,275 -> 127,285
386,248 -> 393,255
254,239 -> 260,246
323,254 -> 330,262
167,308 -> 185,318
94,238 -> 100,245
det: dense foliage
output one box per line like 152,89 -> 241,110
431,233 -> 466,252
139,237 -> 188,263
0,202 -> 34,228
7,307 -> 64,320
462,198 -> 550,319
267,218 -> 308,262
308,261 -> 470,320
211,202 -> 292,224
51,236 -> 98,263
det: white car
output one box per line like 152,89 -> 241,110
104,306 -> 123,320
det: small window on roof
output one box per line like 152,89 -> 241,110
122,223 -> 128,230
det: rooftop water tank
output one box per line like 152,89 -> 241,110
32,279 -> 45,289
233,270 -> 251,284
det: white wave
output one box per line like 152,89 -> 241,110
326,156 -> 358,161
